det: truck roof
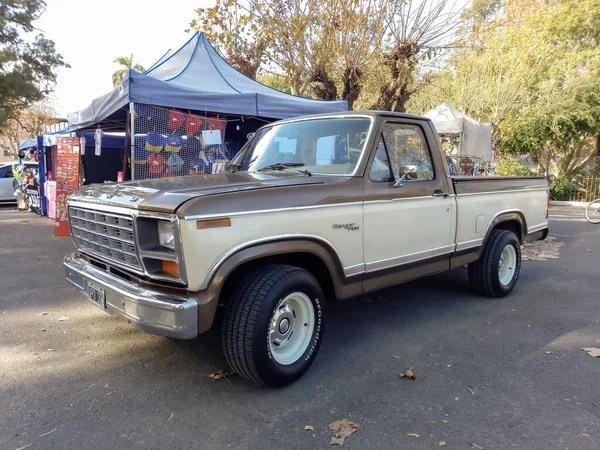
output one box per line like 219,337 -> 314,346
267,110 -> 433,127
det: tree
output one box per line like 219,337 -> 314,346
0,0 -> 66,129
190,0 -> 465,110
408,0 -> 600,176
112,54 -> 145,87
0,101 -> 58,158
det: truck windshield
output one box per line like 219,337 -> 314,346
230,117 -> 372,176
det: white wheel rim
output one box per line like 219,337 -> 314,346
268,292 -> 315,366
498,245 -> 517,286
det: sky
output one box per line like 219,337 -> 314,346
34,0 -> 212,117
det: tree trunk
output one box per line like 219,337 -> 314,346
341,67 -> 362,111
310,65 -> 338,101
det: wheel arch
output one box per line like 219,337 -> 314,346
483,210 -> 527,246
205,237 -> 355,307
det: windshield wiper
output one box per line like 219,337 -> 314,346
256,162 -> 306,172
297,169 -> 312,177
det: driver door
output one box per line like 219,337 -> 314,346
362,120 -> 455,290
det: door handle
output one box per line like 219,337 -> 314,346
432,190 -> 449,198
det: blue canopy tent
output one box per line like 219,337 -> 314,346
67,32 -> 348,132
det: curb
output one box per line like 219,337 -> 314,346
550,200 -> 588,207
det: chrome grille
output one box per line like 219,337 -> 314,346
68,206 -> 141,271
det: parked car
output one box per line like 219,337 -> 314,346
64,111 -> 549,386
0,162 -> 38,202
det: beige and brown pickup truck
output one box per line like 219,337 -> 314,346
64,111 -> 549,386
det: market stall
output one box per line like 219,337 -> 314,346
67,32 -> 348,181
424,102 -> 493,175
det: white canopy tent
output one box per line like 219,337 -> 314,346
424,102 -> 493,161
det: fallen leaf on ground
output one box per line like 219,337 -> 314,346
406,433 -> 420,438
439,441 -> 447,447
442,420 -> 449,423
208,369 -> 234,380
168,412 -> 174,421
329,419 -> 360,445
57,317 -> 69,321
39,312 -> 48,316
583,433 -> 589,437
581,348 -> 600,357
40,328 -> 47,332
392,354 -> 401,359
586,249 -> 593,252
545,351 -> 552,354
47,349 -> 55,352
399,368 -> 416,379
305,425 -> 314,431
471,444 -> 484,450
446,364 -> 452,367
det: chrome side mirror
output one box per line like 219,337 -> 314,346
393,169 -> 418,187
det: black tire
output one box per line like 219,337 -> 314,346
222,264 -> 325,387
468,229 -> 521,297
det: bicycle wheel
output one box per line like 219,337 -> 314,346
585,199 -> 600,224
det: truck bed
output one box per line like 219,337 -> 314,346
451,176 -> 548,196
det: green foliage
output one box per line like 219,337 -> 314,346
550,175 -> 574,200
0,0 -> 66,129
408,0 -> 600,176
112,54 -> 145,87
494,160 -> 534,176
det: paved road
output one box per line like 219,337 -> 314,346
1,203 -> 599,450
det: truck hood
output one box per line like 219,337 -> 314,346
68,172 -> 331,213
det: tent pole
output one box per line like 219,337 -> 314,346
129,102 -> 135,180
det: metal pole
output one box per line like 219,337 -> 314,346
129,102 -> 135,180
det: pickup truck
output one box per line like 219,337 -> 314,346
64,111 -> 549,386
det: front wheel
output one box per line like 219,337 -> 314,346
222,264 -> 325,387
585,199 -> 600,224
469,229 -> 521,297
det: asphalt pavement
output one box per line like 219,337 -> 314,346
1,203 -> 599,450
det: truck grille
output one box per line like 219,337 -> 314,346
68,206 -> 142,271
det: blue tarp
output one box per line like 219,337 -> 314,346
19,130 -> 124,150
68,32 -> 348,131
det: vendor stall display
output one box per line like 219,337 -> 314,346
54,137 -> 81,237
67,32 -> 348,181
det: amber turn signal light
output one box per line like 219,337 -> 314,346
196,217 -> 231,230
161,260 -> 180,278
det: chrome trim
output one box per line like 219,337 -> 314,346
67,200 -> 188,286
184,201 -> 363,221
343,263 -> 365,277
64,253 -> 197,339
365,244 -> 455,273
246,114 -> 375,178
455,238 -> 484,252
528,222 -> 548,234
363,195 -> 455,205
456,188 -> 548,197
199,234 -> 346,290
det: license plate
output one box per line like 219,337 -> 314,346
88,282 -> 106,309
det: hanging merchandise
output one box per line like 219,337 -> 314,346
189,157 -> 208,175
166,152 -> 185,175
94,128 -> 103,156
165,132 -> 183,153
206,116 -> 225,131
134,136 -> 148,165
148,153 -> 166,175
145,131 -> 165,152
168,109 -> 185,130
185,114 -> 203,135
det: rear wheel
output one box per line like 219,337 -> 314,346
585,199 -> 600,224
222,264 -> 325,387
468,229 -> 521,297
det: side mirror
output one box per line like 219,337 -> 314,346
393,168 -> 418,187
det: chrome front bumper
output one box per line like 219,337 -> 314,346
64,253 -> 198,339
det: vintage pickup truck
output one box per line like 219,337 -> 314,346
64,111 -> 549,386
